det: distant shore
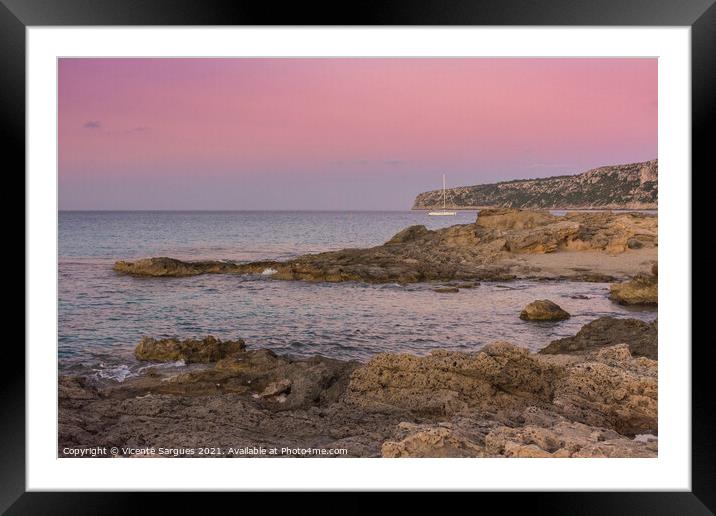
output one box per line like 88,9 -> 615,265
411,207 -> 657,212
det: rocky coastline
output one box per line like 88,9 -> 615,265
113,209 -> 658,296
61,209 -> 659,458
59,315 -> 658,458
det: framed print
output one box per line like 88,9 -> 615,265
8,0 -> 712,511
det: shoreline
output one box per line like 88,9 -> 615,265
60,208 -> 659,458
112,208 -> 658,284
58,315 -> 658,458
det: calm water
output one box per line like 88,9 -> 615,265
59,211 -> 657,381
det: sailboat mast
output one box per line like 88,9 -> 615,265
442,174 -> 446,209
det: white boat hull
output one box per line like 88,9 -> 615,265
428,174 -> 456,216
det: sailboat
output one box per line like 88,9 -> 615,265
428,174 -> 457,216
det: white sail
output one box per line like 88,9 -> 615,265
428,173 -> 456,216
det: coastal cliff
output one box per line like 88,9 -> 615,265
412,159 -> 657,210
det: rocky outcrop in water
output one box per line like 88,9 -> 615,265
413,159 -> 658,210
113,257 -> 276,278
519,300 -> 570,321
59,318 -> 657,458
540,316 -> 657,360
113,209 -> 657,284
609,264 -> 658,305
134,336 -> 246,363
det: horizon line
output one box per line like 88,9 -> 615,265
58,209 -> 443,212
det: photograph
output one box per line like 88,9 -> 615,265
56,57 -> 660,459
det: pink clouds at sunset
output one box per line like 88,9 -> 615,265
58,58 -> 657,210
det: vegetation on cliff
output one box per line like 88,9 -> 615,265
413,159 -> 657,210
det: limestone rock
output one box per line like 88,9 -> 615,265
134,335 -> 246,363
345,342 -> 564,416
114,257 -> 207,277
382,411 -> 658,458
572,438 -> 657,458
610,272 -> 658,305
59,376 -> 98,401
520,300 -> 571,321
381,424 -> 485,458
504,221 -> 582,253
540,316 -> 657,360
113,210 -> 657,284
386,225 -> 431,244
260,379 -> 292,398
552,346 -> 657,435
484,421 -> 656,458
59,320 -> 659,458
475,208 -> 557,231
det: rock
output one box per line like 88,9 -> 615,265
381,425 -> 485,458
540,316 -> 657,359
552,346 -> 658,435
504,220 -> 582,253
382,410 -> 658,458
433,286 -> 459,293
113,257 -> 281,278
627,238 -> 644,249
59,376 -> 98,401
114,257 -> 206,277
260,379 -> 292,398
483,421 -> 656,458
113,210 -> 657,284
572,438 -> 657,458
345,342 -> 564,417
520,300 -> 571,321
610,272 -> 658,305
346,341 -> 656,437
385,225 -> 431,244
59,322 -> 659,457
576,272 -> 618,283
215,350 -> 359,410
475,208 -> 557,231
134,335 -> 246,363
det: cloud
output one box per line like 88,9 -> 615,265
125,126 -> 149,134
383,160 -> 406,166
529,163 -> 572,169
83,120 -> 101,129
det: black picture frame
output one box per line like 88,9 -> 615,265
6,0 -> 710,511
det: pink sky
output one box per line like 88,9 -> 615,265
58,58 -> 657,210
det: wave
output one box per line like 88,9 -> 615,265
91,359 -> 186,383
92,364 -> 134,383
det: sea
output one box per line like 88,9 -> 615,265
58,210 -> 657,382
